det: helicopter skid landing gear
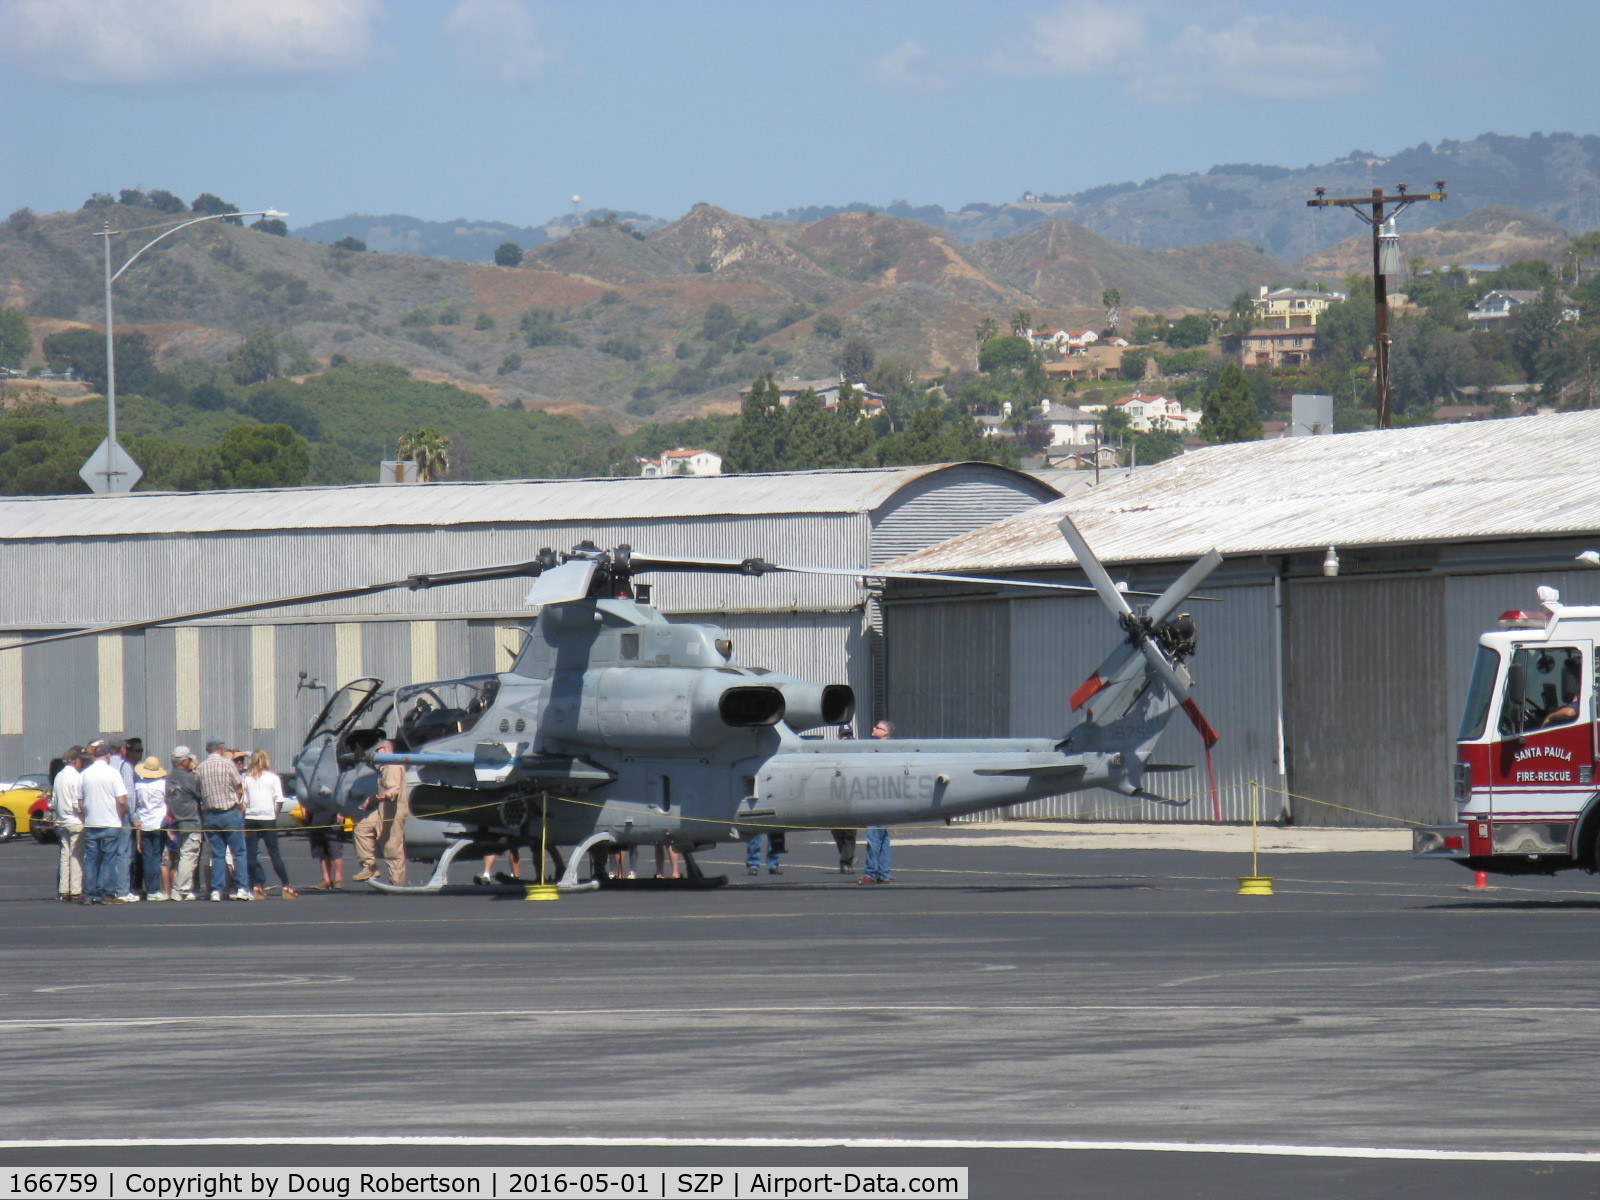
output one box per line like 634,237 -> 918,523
569,833 -> 727,889
366,837 -> 599,895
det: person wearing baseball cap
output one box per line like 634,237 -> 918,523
165,746 -> 204,900
52,745 -> 88,901
196,738 -> 250,901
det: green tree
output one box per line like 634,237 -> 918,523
146,190 -> 185,214
1198,362 -> 1262,443
977,335 -> 1035,373
229,330 -> 282,386
1510,286 -> 1566,381
41,328 -> 157,393
190,192 -> 242,224
812,312 -> 844,340
1101,288 -> 1122,333
397,426 -> 451,481
216,423 -> 309,488
1119,346 -> 1152,381
475,312 -> 496,331
494,241 -> 523,267
1164,313 -> 1212,348
723,373 -> 787,472
1010,309 -> 1033,337
0,306 -> 31,369
1315,280 -> 1376,363
974,316 -> 1000,345
332,235 -> 367,252
839,336 -> 874,381
250,216 -> 288,236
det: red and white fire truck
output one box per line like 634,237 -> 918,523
1416,585 -> 1600,875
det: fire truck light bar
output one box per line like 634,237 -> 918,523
1498,611 -> 1549,629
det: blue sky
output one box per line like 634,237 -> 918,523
3,0 -> 1596,230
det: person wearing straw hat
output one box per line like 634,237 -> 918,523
132,756 -> 172,900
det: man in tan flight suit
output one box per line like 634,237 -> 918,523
352,740 -> 408,885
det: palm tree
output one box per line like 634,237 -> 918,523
1010,309 -> 1032,337
397,427 -> 450,482
974,316 -> 1000,345
1102,288 -> 1122,333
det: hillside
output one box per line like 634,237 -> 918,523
762,133 -> 1600,261
290,209 -> 668,263
1295,205 -> 1575,278
0,196 -> 1285,422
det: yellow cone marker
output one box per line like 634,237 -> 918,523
1237,780 -> 1274,896
525,793 -> 560,902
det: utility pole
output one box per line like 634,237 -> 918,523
1308,181 -> 1446,428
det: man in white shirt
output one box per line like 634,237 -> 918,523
52,745 -> 87,901
79,742 -> 129,905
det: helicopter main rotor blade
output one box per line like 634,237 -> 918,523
1,555 -> 561,653
1137,640 -> 1219,748
526,559 -> 597,606
1055,515 -> 1134,619
626,553 -> 1168,599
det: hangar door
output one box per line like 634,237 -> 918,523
1283,575 -> 1450,827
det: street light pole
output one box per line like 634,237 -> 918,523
90,207 -> 287,493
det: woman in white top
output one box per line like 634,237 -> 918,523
242,750 -> 297,898
133,757 -> 172,900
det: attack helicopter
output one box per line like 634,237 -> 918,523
13,516 -> 1222,891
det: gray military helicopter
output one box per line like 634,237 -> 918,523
14,516 -> 1222,891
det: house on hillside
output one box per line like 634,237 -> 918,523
738,378 -> 886,412
1467,289 -> 1539,324
1030,404 -> 1103,450
1240,327 -> 1317,368
1030,328 -> 1099,355
1079,393 -> 1202,435
1253,286 -> 1344,329
637,448 -> 723,477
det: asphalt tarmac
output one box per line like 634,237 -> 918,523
3,827 -> 1600,1199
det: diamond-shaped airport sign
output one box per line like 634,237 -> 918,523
80,437 -> 143,494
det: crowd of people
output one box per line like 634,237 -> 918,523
51,736 -> 333,904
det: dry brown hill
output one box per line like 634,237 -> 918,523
0,198 -> 1291,421
967,221 -> 1281,316
1295,206 -> 1572,278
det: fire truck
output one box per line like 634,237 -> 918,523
1415,585 -> 1600,875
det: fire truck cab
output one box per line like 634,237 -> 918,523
1415,587 -> 1600,875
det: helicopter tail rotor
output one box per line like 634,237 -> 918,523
1057,515 -> 1224,817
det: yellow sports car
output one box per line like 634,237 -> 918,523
0,772 -> 51,843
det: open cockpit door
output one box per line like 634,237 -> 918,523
294,677 -> 393,815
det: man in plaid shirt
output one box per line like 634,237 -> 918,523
196,736 -> 250,901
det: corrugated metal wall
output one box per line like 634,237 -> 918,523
883,577 -> 1281,823
1283,575 -> 1448,827
884,597 -> 1011,737
871,469 -> 1057,565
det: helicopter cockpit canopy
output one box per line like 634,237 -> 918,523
395,675 -> 502,750
306,677 -> 387,743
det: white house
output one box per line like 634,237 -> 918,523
1081,393 -> 1202,434
638,448 -> 724,478
1029,328 -> 1098,355
1032,405 -> 1103,447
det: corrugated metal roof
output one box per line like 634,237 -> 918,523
0,465 -> 1014,540
890,409 -> 1600,573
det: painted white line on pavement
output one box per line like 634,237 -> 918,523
0,1135 -> 1595,1163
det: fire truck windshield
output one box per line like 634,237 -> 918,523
1459,646 -> 1500,740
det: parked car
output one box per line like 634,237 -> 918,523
0,773 -> 51,843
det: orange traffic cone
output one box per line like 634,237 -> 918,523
1463,868 -> 1495,892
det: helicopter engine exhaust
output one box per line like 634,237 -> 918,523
777,682 -> 855,731
719,686 -> 787,728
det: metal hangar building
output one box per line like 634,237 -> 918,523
883,409 -> 1600,827
0,463 -> 1057,776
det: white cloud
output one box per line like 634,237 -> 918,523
867,40 -> 951,94
0,0 -> 379,86
445,0 -> 550,89
900,3 -> 1380,106
1137,16 -> 1382,104
1005,1 -> 1147,77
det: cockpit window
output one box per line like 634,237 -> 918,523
394,675 -> 502,749
1499,646 -> 1583,736
306,678 -> 384,742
